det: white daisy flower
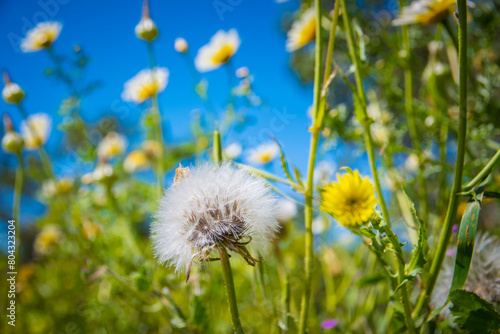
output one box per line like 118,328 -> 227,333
97,132 -> 127,161
21,21 -> 62,52
122,67 -> 169,104
247,142 -> 280,165
432,232 -> 500,317
393,0 -> 457,26
194,29 -> 241,72
20,113 -> 51,150
151,163 -> 279,279
223,142 -> 242,160
174,38 -> 188,53
123,150 -> 150,173
276,199 -> 298,223
286,8 -> 316,52
34,225 -> 62,256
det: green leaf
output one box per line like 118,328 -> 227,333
269,135 -> 295,184
450,197 -> 482,291
449,290 -> 500,333
189,294 -> 207,329
403,191 -> 427,278
356,272 -> 386,288
293,166 -> 304,187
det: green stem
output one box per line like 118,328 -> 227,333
146,41 -> 165,197
298,1 -> 324,332
213,130 -> 222,164
340,0 -> 391,228
236,163 -> 303,192
414,0 -> 468,318
13,152 -> 24,253
442,18 -> 459,52
46,47 -> 76,94
462,148 -> 500,191
398,6 -> 429,223
341,1 -> 415,332
151,94 -> 164,196
16,104 -> 55,181
218,246 -> 244,334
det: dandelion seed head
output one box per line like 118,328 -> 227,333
21,22 -> 62,52
151,163 -> 279,273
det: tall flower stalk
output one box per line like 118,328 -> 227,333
340,0 -> 415,332
298,0 -> 342,331
13,152 -> 24,250
212,130 -> 243,333
414,0 -> 468,318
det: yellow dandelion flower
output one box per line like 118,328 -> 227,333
97,131 -> 127,160
124,150 -> 150,173
34,225 -> 62,256
20,113 -> 51,150
393,0 -> 457,26
286,8 -> 316,52
122,68 -> 168,103
320,170 -> 378,227
194,29 -> 240,72
21,21 -> 62,52
247,142 -> 279,165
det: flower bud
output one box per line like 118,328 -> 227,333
2,132 -> 24,154
135,0 -> 158,42
2,72 -> 25,105
174,38 -> 188,53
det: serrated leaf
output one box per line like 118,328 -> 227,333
449,290 -> 500,333
269,135 -> 294,184
450,197 -> 482,291
356,272 -> 386,288
403,191 -> 427,278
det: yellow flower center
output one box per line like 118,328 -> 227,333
298,17 -> 316,47
320,171 -> 377,227
212,44 -> 234,64
33,31 -> 56,49
137,81 -> 159,101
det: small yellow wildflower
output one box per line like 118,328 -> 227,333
20,113 -> 51,150
123,150 -> 150,173
286,8 -> 316,52
247,142 -> 279,165
21,22 -> 62,52
320,170 -> 378,227
393,0 -> 457,26
97,132 -> 127,160
34,225 -> 62,256
194,29 -> 240,72
174,38 -> 188,53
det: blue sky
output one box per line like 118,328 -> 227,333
0,0 -> 381,233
